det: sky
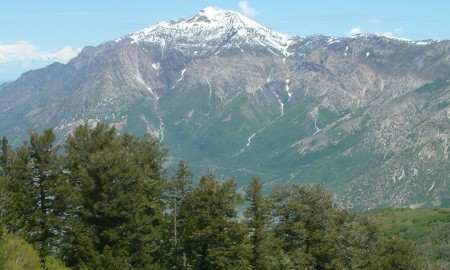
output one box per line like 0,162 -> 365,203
1,0 -> 449,82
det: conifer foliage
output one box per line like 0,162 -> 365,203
1,130 -> 63,268
245,176 -> 286,270
0,124 -> 420,269
180,172 -> 251,270
165,161 -> 193,270
62,124 -> 167,269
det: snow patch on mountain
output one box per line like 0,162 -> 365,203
285,79 -> 292,100
275,93 -> 284,116
177,69 -> 186,82
128,6 -> 294,56
415,40 -> 435,45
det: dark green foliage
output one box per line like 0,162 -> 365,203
181,172 -> 251,270
1,129 -> 64,268
0,124 -> 422,269
244,176 -> 286,270
63,123 -> 167,269
165,161 -> 194,270
375,238 -> 419,270
270,184 -> 390,269
0,136 -> 10,218
414,78 -> 450,94
436,100 -> 450,110
0,136 -> 9,172
365,208 -> 450,269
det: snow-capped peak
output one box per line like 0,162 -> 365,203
187,6 -> 260,30
191,6 -> 231,22
128,7 -> 294,56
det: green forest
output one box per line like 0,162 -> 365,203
0,123 -> 439,269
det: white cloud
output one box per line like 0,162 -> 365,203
0,41 -> 82,64
41,46 -> 82,62
238,0 -> 259,18
348,27 -> 363,36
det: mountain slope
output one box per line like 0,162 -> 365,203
1,7 -> 450,209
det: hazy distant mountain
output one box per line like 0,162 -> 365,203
1,7 -> 450,209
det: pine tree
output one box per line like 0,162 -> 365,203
1,129 -> 63,269
270,184 -> 372,269
244,176 -> 286,270
0,136 -> 11,219
269,184 -> 421,269
63,123 -> 167,269
182,172 -> 251,270
374,237 -> 419,270
166,161 -> 193,270
0,136 -> 10,175
270,184 -> 318,269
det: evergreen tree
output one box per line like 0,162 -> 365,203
0,124 -> 422,269
182,172 -> 251,270
63,123 -> 167,269
0,136 -> 11,220
0,136 -> 10,175
0,129 -> 64,269
374,237 -> 420,270
244,176 -> 287,270
270,184 -> 323,269
166,161 -> 193,270
270,184 -> 384,269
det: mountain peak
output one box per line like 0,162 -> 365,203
188,6 -> 253,26
202,6 -> 225,14
127,7 -> 293,56
196,6 -> 229,19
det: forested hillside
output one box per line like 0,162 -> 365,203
1,124 -> 419,269
365,208 -> 450,269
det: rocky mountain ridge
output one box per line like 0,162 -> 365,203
126,7 -> 293,57
1,7 -> 450,209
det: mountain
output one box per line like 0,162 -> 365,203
1,7 -> 450,210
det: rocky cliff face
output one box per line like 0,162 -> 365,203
1,7 -> 450,209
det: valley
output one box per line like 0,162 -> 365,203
1,7 -> 450,210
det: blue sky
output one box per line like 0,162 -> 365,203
1,0 -> 449,82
